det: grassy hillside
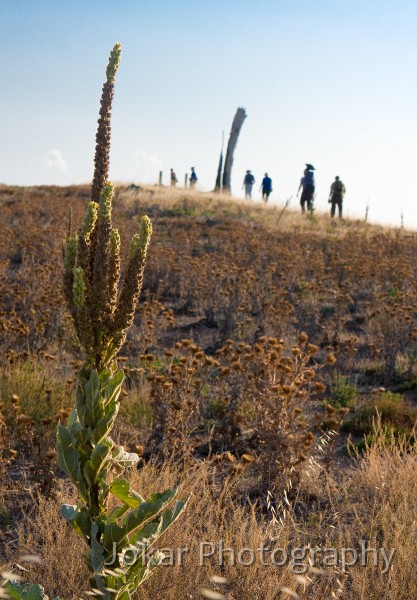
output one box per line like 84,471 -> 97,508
1,184 -> 417,599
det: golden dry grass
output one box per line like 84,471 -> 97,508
2,429 -> 417,599
2,184 -> 417,599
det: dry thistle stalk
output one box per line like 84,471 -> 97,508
58,43 -> 188,600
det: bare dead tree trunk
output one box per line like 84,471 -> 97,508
214,131 -> 224,192
222,107 -> 247,194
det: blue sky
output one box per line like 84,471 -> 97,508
1,0 -> 416,227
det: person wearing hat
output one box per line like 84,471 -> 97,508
243,169 -> 255,199
297,164 -> 315,213
190,167 -> 198,189
329,176 -> 346,218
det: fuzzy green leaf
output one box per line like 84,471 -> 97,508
4,582 -> 49,600
109,478 -> 145,509
90,521 -> 106,573
91,399 -> 119,446
56,424 -> 81,484
104,369 -> 124,407
130,498 -> 189,548
127,551 -> 164,593
102,489 -> 177,553
83,438 -> 113,486
61,504 -> 91,539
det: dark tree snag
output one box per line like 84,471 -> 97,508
214,131 -> 224,193
222,107 -> 247,194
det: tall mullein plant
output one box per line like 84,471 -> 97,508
59,44 -> 188,600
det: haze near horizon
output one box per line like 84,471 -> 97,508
0,0 -> 416,228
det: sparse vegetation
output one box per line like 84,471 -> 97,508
2,42 -> 417,600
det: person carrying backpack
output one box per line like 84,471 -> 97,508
329,176 -> 346,218
243,170 -> 255,199
297,164 -> 315,213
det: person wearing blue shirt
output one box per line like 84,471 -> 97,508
297,164 -> 315,213
261,173 -> 273,203
190,167 -> 198,189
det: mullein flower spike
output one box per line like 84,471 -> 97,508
82,201 -> 98,238
91,45 -> 121,204
129,215 -> 152,259
64,234 -> 78,273
59,44 -> 188,600
106,43 -> 122,84
73,267 -> 86,308
98,182 -> 114,221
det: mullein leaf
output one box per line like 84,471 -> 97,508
56,424 -> 81,484
109,478 -> 145,508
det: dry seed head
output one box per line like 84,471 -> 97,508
16,415 -> 33,425
224,451 -> 236,463
325,353 -> 337,364
298,332 -> 308,344
232,360 -> 243,371
241,453 -> 255,464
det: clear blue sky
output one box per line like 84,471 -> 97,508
1,0 -> 416,227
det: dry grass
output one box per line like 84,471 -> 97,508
2,184 -> 417,598
2,428 -> 417,599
